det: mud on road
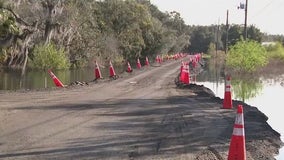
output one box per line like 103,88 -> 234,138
0,59 -> 283,160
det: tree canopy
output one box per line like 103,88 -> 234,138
0,0 -> 282,71
0,0 -> 192,70
226,40 -> 268,72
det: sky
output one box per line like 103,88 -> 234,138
150,0 -> 284,35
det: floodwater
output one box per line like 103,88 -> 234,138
196,59 -> 284,159
0,65 -> 126,91
1,59 -> 284,158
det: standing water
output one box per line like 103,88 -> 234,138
0,64 -> 125,91
0,68 -> 95,90
197,59 -> 284,159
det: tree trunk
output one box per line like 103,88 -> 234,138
21,48 -> 28,76
43,0 -> 63,45
44,22 -> 54,45
0,34 -> 16,48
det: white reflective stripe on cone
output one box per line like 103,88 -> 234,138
235,114 -> 244,125
226,81 -> 231,86
225,85 -> 231,91
225,87 -> 231,92
232,127 -> 245,136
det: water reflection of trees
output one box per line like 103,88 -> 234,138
231,76 -> 263,102
198,58 -> 225,82
257,59 -> 284,84
199,57 -> 284,102
0,64 -> 127,90
230,59 -> 284,102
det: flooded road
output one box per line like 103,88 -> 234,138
196,60 -> 284,159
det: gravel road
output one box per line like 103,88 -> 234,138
0,58 -> 282,160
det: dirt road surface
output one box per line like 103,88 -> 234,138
0,59 -> 282,160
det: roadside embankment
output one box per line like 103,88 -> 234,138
177,83 -> 283,159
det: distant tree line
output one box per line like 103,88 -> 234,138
0,0 -> 283,71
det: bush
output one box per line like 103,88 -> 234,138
265,42 -> 284,61
226,40 -> 268,72
29,43 -> 70,70
0,48 -> 7,64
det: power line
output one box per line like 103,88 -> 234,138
251,0 -> 276,18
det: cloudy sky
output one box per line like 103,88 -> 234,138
150,0 -> 284,35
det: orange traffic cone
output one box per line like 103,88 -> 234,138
145,56 -> 150,66
179,61 -> 185,82
228,105 -> 246,160
137,58 -> 141,69
126,61 -> 133,73
94,61 -> 103,80
185,64 -> 190,84
156,55 -> 160,63
47,69 -> 64,87
109,61 -> 118,79
223,75 -> 233,109
180,63 -> 190,84
180,61 -> 184,74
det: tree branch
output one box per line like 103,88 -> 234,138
1,6 -> 34,27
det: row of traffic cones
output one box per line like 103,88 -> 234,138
179,61 -> 190,84
222,75 -> 246,159
178,56 -> 245,159
47,60 -> 118,88
48,53 -> 189,88
178,54 -> 202,85
48,56 -> 152,87
94,60 -> 118,80
179,66 -> 245,159
126,57 -> 150,73
48,52 -> 189,87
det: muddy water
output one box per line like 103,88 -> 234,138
196,63 -> 284,159
0,65 -> 126,91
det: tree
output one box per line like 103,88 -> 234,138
227,24 -> 243,46
188,26 -> 214,53
247,25 -> 262,42
0,0 -> 192,70
0,1 -> 38,74
226,40 -> 268,72
29,43 -> 70,69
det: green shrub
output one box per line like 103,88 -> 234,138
29,43 -> 70,70
226,40 -> 268,72
0,48 -> 7,64
265,42 -> 284,61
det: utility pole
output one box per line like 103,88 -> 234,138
225,10 -> 229,54
244,0 -> 248,40
215,19 -> 220,57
